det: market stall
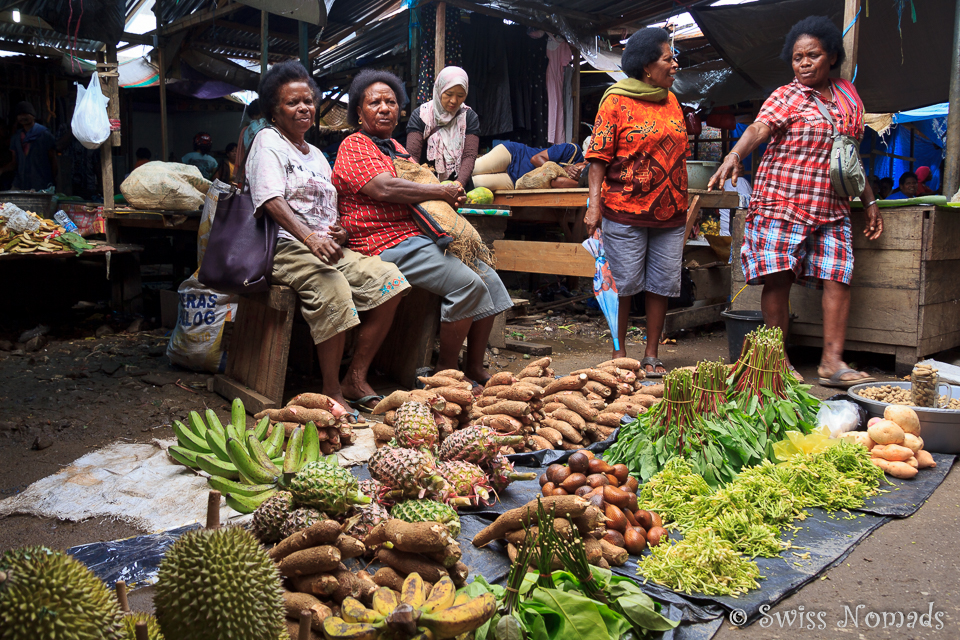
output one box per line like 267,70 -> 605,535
730,202 -> 960,374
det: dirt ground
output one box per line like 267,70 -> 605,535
0,312 -> 955,638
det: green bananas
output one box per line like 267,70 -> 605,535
167,399 -> 324,514
322,574 -> 495,640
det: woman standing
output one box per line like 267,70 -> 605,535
583,28 -> 688,377
707,16 -> 882,387
247,61 -> 410,414
405,66 -> 479,189
333,69 -> 512,386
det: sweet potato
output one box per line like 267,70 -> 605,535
871,443 -> 914,462
902,433 -> 924,454
278,545 -> 341,577
597,357 -> 642,371
282,591 -> 331,630
372,422 -> 395,442
839,431 -> 875,451
477,414 -> 524,433
269,520 -> 342,561
583,380 -> 613,398
868,420 -> 906,446
481,400 -> 532,418
871,457 -> 918,479
486,371 -> 517,387
542,417 -> 582,443
605,401 -> 644,418
543,402 -> 565,414
290,573 -> 339,596
596,412 -> 625,427
905,456 -> 919,468
434,369 -> 466,381
527,435 -> 554,451
432,386 -> 474,406
556,394 -> 600,420
371,567 -> 405,591
495,386 -> 537,402
419,375 -> 471,390
883,405 -> 921,436
535,426 -> 563,447
254,406 -> 337,427
571,368 -> 620,389
371,390 -> 413,414
517,365 -> 545,379
916,450 -> 937,468
377,549 -> 449,583
472,495 -> 590,547
551,407 -> 587,431
364,520 -> 457,553
543,374 -> 589,396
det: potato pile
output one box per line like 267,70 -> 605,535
255,394 -> 358,455
364,519 -> 469,594
268,520 -> 372,636
465,357 -> 660,454
840,405 -> 937,479
538,449 -> 666,560
372,369 -> 474,447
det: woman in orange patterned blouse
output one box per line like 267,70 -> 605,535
584,27 -> 688,377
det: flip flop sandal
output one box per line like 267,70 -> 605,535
640,356 -> 667,379
346,395 -> 383,413
818,367 -> 876,389
788,365 -> 805,383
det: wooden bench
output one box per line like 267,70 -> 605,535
213,285 -> 440,414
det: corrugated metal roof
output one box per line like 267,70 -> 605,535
313,11 -> 406,76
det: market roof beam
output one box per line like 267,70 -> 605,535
214,19 -> 300,44
0,10 -> 155,45
434,0 -> 555,33
151,1 -> 245,36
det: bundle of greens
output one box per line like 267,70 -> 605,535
693,359 -> 728,415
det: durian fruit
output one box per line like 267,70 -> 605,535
280,506 -> 326,538
289,461 -> 370,513
251,491 -> 294,543
393,401 -> 439,449
438,426 -> 523,466
122,612 -> 164,640
391,499 -> 461,538
368,446 -> 449,500
438,460 -> 493,505
154,527 -> 286,640
0,546 -> 125,640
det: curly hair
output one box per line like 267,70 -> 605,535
780,16 -> 845,69
257,60 -> 321,122
346,69 -> 408,127
621,28 -> 671,79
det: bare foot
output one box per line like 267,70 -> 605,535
817,363 -> 871,384
465,365 -> 491,386
340,368 -> 377,403
611,349 -> 627,359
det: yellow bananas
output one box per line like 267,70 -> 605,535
321,573 -> 496,640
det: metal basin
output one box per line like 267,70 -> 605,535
686,161 -> 721,190
847,381 -> 960,454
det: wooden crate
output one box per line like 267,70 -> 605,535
731,206 -> 960,374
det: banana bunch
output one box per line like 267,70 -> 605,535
168,398 -> 322,513
324,574 -> 495,640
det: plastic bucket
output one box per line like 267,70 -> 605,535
721,309 -> 764,362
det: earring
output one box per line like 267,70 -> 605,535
646,73 -> 652,78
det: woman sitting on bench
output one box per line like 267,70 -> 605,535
332,69 -> 513,387
247,61 -> 411,416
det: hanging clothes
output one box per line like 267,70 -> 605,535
415,4 -> 464,106
460,14 -> 513,136
545,36 -> 572,143
563,62 -> 574,144
506,28 -> 549,147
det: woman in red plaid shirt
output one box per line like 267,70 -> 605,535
708,16 -> 883,388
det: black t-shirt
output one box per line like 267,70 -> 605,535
406,107 -> 481,136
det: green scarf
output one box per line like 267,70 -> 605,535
601,78 -> 669,105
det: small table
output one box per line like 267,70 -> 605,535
103,208 -> 202,242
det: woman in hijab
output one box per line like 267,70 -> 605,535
405,66 -> 480,189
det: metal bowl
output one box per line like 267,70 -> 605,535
686,161 -> 721,190
847,381 -> 960,454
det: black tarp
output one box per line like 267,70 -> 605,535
690,0 -> 956,113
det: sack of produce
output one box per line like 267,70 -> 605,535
515,161 -> 567,190
166,274 -> 237,373
392,157 -> 495,271
120,162 -> 211,211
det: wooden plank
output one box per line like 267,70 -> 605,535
248,285 -> 298,312
435,2 -> 445,76
504,339 -> 552,356
850,208 -> 922,251
493,240 -> 595,277
919,328 -> 960,358
214,374 -> 278,414
788,286 -> 919,335
493,190 -> 587,208
841,0 -> 861,81
924,206 -> 960,261
790,322 -> 917,348
489,313 -> 507,349
682,194 -> 702,247
789,334 -> 898,356
372,288 -> 440,388
919,299 -> 960,343
920,259 -> 960,306
662,302 -> 725,334
689,266 -> 731,302
847,249 -> 920,289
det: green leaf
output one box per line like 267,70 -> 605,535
778,403 -> 798,427
607,580 -> 679,632
496,614 -> 524,640
525,587 -> 631,640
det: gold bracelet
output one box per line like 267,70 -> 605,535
302,231 -> 317,244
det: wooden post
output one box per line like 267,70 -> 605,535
942,0 -> 960,197
298,20 -> 309,70
434,2 -> 446,77
409,6 -> 420,110
261,10 -> 269,75
98,45 -> 120,216
840,0 -> 861,81
206,490 -> 221,529
570,47 -> 581,145
158,46 -> 169,162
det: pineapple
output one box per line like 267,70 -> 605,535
391,500 -> 461,538
250,491 -> 294,543
438,460 -> 493,505
289,461 -> 370,513
393,401 -> 439,449
438,426 -> 523,466
280,507 -> 327,538
343,500 -> 390,539
368,446 -> 450,500
487,454 -> 537,493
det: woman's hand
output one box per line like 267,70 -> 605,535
864,203 -> 883,241
307,233 -> 344,265
437,182 -> 466,208
707,154 -> 741,191
329,224 -> 348,246
565,163 -> 585,180
584,201 -> 602,237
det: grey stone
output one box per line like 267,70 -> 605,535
0,340 -> 12,351
148,345 -> 167,357
100,361 -> 121,375
32,433 -> 54,450
95,324 -> 114,338
126,318 -> 144,333
0,421 -> 19,431
24,336 -> 46,352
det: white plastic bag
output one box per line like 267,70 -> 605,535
166,274 -> 238,373
816,400 -> 861,438
72,73 -> 111,150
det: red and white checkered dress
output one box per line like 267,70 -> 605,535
332,133 -> 420,256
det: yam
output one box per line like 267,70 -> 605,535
543,374 -> 589,396
872,444 -> 915,462
640,384 -> 664,398
527,435 -> 554,451
356,570 -> 378,603
514,381 -> 546,396
472,495 -> 590,547
290,573 -> 339,597
254,406 -> 337,427
335,534 -> 365,559
408,389 -> 447,409
605,402 -> 644,418
599,539 -> 629,566
583,537 -> 603,564
286,393 -> 337,411
372,390 -> 412,414
517,365 -> 545,379
571,368 -> 620,389
915,450 -> 937,469
331,566 -> 361,604
587,398 -> 606,411
481,385 -> 503,397
543,402 -> 565,414
481,400 -> 532,418
422,543 -> 463,568
477,414 -> 524,433
372,567 -> 405,592
434,369 -> 466,381
870,457 -> 918,479
551,407 -> 587,431
372,422 -> 395,442
284,619 -> 321,640
583,380 -> 613,398
432,386 -> 474,406
319,441 -> 337,455
597,357 -> 642,371
449,560 -> 470,587
596,412 -> 625,427
530,357 -> 552,368
278,545 -> 341,577
495,386 -> 537,402
883,405 -> 921,436
584,391 -> 604,403
867,420 -> 905,446
528,377 -> 556,389
535,426 -> 564,447
556,394 -> 599,420
476,396 -> 500,408
377,549 -> 449,583
902,433 -> 924,454
282,591 -> 332,630
541,417 -> 582,443
418,375 -> 470,390
436,402 -> 462,418
364,520 -> 457,553
486,372 -> 517,387
269,520 -> 342,561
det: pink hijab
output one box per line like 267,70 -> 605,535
418,66 -> 471,181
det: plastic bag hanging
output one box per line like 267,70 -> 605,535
582,229 -> 620,351
72,72 -> 111,150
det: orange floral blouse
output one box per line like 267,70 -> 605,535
585,92 -> 689,228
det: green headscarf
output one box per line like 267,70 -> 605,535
600,78 -> 668,105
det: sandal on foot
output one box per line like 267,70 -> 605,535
640,356 -> 667,379
788,365 -> 805,383
818,367 -> 875,389
346,395 -> 383,413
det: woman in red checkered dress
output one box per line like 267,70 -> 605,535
707,16 -> 883,388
